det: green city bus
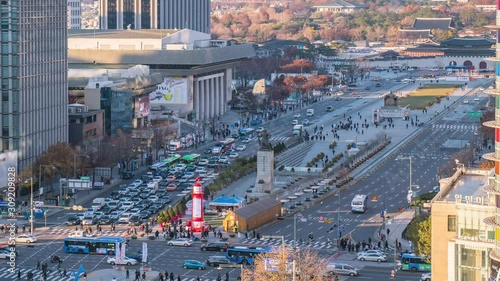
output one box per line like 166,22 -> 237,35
400,253 -> 431,272
182,154 -> 201,167
162,155 -> 181,168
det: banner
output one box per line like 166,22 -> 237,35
142,242 -> 148,263
74,264 -> 84,281
121,243 -> 126,261
115,242 -> 121,264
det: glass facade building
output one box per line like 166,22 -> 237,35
0,0 -> 68,169
100,87 -> 133,136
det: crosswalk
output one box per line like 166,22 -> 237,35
240,237 -> 335,249
0,267 -> 73,281
269,136 -> 290,143
46,227 -> 127,237
431,124 -> 478,131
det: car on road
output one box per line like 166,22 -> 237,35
0,248 -> 16,259
326,263 -> 359,276
206,256 -> 233,267
183,259 -> 205,270
293,113 -> 301,118
357,252 -> 387,262
302,119 -> 310,125
421,272 -> 431,281
204,148 -> 212,154
198,159 -> 209,166
66,216 -> 81,226
107,256 -> 138,266
122,171 -> 135,180
82,215 -> 97,225
256,127 -> 265,133
15,235 -> 37,243
68,230 -> 95,238
235,145 -> 246,151
292,119 -> 299,125
128,215 -> 143,226
229,152 -> 239,158
335,97 -> 341,101
242,138 -> 251,143
326,106 -> 333,112
218,156 -> 229,163
474,97 -> 480,101
168,238 -> 193,247
463,99 -> 469,104
200,242 -> 230,252
98,215 -> 114,225
152,176 -> 162,183
357,250 -> 386,257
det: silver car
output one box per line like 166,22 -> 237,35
82,215 -> 96,225
357,252 -> 387,262
167,238 -> 193,247
326,263 -> 359,276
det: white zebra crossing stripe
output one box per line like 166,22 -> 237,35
0,267 -> 74,281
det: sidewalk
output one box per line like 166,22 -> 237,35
376,210 -> 414,252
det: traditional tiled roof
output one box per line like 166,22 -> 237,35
398,29 -> 432,39
440,37 -> 495,47
412,18 -> 452,30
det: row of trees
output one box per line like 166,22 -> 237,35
157,199 -> 188,224
211,1 -> 494,43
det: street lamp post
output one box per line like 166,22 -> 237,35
335,192 -> 341,253
39,164 -> 56,203
396,156 -> 413,207
29,176 -> 34,236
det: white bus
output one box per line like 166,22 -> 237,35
351,194 -> 368,213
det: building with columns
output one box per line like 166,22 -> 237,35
68,28 -> 255,125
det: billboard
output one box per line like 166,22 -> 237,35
149,77 -> 188,105
135,96 -> 150,118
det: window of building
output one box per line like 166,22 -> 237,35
448,215 -> 457,231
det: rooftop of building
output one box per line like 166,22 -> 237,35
413,17 -> 453,30
435,171 -> 491,205
313,0 -> 368,8
68,29 -> 182,39
440,37 -> 495,47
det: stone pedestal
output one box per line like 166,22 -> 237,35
254,149 -> 274,193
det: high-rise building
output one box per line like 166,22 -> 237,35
99,0 -> 158,29
157,0 -> 210,33
68,0 -> 82,29
99,0 -> 210,33
0,0 -> 69,170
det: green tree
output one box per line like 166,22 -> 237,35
175,203 -> 184,216
405,215 -> 431,258
167,207 -> 176,219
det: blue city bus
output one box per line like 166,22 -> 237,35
63,236 -> 126,255
238,128 -> 256,139
400,253 -> 431,272
226,246 -> 270,265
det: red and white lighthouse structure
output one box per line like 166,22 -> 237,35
191,183 -> 205,232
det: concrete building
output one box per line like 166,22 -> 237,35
0,0 -> 68,171
431,169 -> 495,281
68,0 -> 82,29
68,28 -> 255,125
483,1 -> 500,279
68,103 -> 105,147
98,0 -> 210,33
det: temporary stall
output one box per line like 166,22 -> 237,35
223,197 -> 281,232
209,196 -> 246,209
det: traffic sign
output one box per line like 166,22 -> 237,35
69,272 -> 75,277
468,111 -> 482,117
342,226 -> 346,232
318,216 -> 324,223
371,195 -> 378,202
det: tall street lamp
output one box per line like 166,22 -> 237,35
396,156 -> 413,206
335,192 -> 341,253
39,164 -> 56,203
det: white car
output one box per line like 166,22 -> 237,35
152,176 -> 162,183
293,113 -> 301,118
474,97 -> 480,101
357,250 -> 386,257
292,120 -> 299,125
148,195 -> 159,202
218,156 -> 229,163
107,256 -> 138,266
168,238 -> 193,247
68,230 -> 95,238
235,145 -> 246,151
242,138 -> 251,143
118,213 -> 133,223
0,249 -> 15,259
357,252 -> 387,262
132,179 -> 143,186
198,159 -> 209,166
421,272 -> 431,281
15,235 -> 37,243
256,127 -> 265,133
463,99 -> 469,104
302,119 -> 310,125
229,152 -> 239,158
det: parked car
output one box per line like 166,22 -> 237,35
107,257 -> 138,266
200,242 -> 230,252
183,260 -> 205,270
15,235 -> 37,243
357,252 -> 387,262
206,256 -> 233,267
229,152 -> 239,158
66,216 -> 81,226
168,238 -> 193,247
122,171 -> 135,180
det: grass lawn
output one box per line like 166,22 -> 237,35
398,84 -> 460,109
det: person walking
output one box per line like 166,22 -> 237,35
126,269 -> 129,279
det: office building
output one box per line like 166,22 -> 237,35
98,0 -> 210,33
431,170 -> 495,280
68,0 -> 82,29
158,0 -> 210,33
68,103 -> 104,147
0,0 -> 68,171
99,0 -> 158,30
